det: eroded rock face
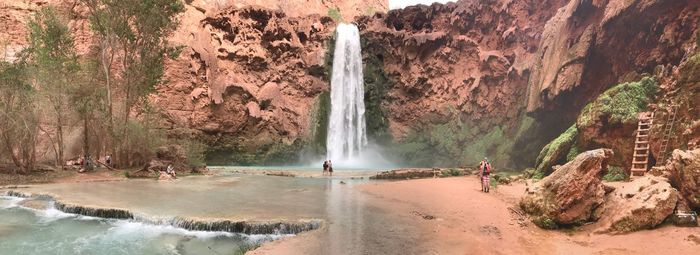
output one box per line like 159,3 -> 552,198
358,0 -> 568,139
520,149 -> 613,226
156,6 -> 337,159
665,149 -> 700,210
527,0 -> 700,116
598,176 -> 678,233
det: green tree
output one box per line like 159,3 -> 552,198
27,6 -> 80,167
71,58 -> 109,159
0,61 -> 39,174
81,0 -> 184,166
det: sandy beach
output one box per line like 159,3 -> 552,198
253,177 -> 700,254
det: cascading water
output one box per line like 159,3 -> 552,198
326,23 -> 368,165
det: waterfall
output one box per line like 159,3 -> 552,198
326,23 -> 367,164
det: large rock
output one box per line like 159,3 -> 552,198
597,176 -> 678,233
520,149 -> 613,227
665,149 -> 700,210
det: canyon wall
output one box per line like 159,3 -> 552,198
355,0 -> 699,168
2,0 -> 699,168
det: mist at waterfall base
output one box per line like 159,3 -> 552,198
322,23 -> 393,170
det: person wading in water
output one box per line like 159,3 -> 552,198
322,160 -> 329,176
479,158 -> 492,193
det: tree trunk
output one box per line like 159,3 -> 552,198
83,117 -> 90,160
56,118 -> 64,169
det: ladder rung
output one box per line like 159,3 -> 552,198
636,141 -> 649,144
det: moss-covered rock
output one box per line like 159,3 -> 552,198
535,124 -> 578,175
575,77 -> 658,170
577,77 -> 657,127
534,77 -> 658,177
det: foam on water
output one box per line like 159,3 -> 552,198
0,195 -> 25,209
0,195 -> 288,254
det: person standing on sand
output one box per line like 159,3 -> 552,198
328,160 -> 333,176
479,157 -> 492,193
323,160 -> 329,176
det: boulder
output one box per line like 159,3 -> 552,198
520,149 -> 613,227
665,149 -> 700,210
597,176 -> 678,233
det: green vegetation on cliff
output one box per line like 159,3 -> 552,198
534,124 -> 578,175
205,139 -> 305,166
309,91 -> 330,154
328,8 -> 342,22
534,77 -> 657,177
578,77 -> 657,127
363,51 -> 392,144
392,110 -> 518,168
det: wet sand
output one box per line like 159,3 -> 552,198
253,177 -> 700,255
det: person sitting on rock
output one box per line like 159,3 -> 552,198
105,154 -> 112,167
165,164 -> 177,179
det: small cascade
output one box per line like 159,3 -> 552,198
3,190 -> 321,235
54,201 -> 134,219
171,217 -> 321,235
327,23 -> 368,164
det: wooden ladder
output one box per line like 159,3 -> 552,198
630,112 -> 654,176
658,105 -> 679,165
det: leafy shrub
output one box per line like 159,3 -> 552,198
492,173 -> 511,184
533,216 -> 558,229
603,166 -> 627,182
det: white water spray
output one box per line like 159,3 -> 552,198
326,23 -> 368,165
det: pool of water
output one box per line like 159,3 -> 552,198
1,171 -> 425,254
218,165 -> 390,177
0,196 -> 280,255
18,173 -> 360,220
